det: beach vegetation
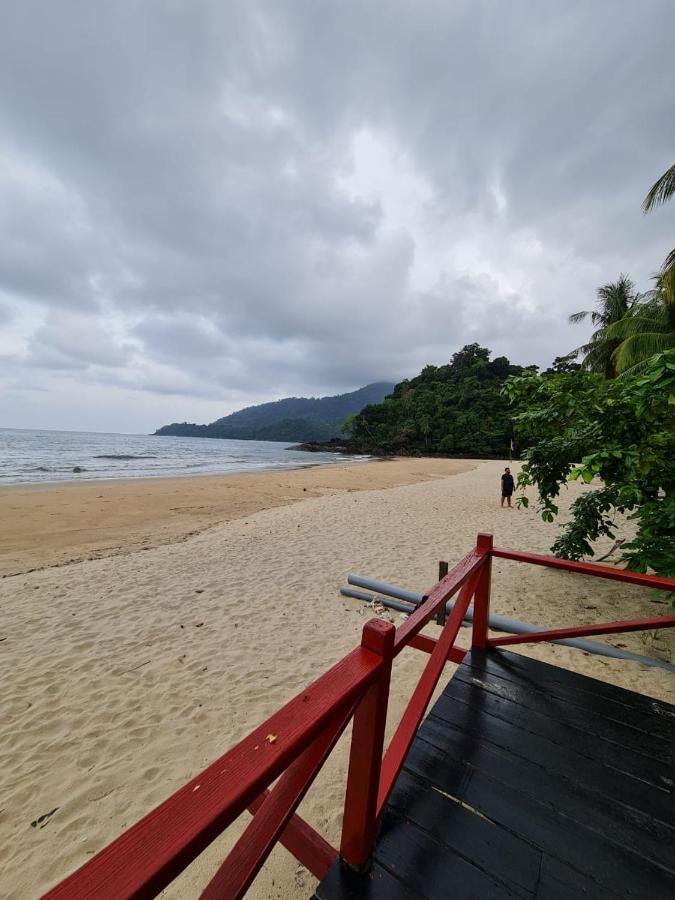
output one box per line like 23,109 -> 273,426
604,268 -> 675,375
569,274 -> 640,377
504,350 -> 675,587
349,344 -> 523,457
643,161 -> 675,276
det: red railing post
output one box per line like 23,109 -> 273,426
340,618 -> 395,870
471,533 -> 493,649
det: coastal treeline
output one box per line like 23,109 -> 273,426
506,351 -> 674,582
347,344 -> 525,458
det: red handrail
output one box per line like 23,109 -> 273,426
492,546 -> 674,591
489,614 -> 675,647
340,620 -> 396,868
393,548 -> 486,656
201,704 -> 353,899
43,535 -> 675,899
44,644 -> 380,899
247,790 -> 336,879
377,567 -> 482,820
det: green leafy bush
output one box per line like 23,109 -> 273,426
504,351 -> 675,588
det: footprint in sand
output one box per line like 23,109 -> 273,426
30,807 -> 59,829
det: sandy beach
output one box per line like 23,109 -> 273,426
1,458 -> 673,898
0,457 -> 474,578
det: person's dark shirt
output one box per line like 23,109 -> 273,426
501,473 -> 515,493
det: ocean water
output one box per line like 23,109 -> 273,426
0,428 -> 362,485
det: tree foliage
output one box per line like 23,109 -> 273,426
542,352 -> 582,375
503,351 -> 675,587
605,268 -> 675,375
349,344 -> 523,457
569,274 -> 639,377
643,161 -> 675,276
643,162 -> 675,213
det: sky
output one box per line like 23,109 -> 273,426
1,1 -> 674,434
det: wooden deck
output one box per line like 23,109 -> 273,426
316,648 -> 675,899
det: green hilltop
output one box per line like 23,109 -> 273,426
348,344 -> 525,457
154,382 -> 395,442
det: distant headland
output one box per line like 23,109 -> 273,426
154,383 -> 395,443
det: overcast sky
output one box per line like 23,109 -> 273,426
1,2 -> 673,433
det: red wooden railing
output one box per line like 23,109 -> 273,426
43,534 -> 675,899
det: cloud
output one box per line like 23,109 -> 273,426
0,1 -> 674,431
22,310 -> 132,370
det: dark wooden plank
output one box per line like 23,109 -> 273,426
472,648 -> 675,719
456,654 -> 675,743
403,737 -> 675,898
418,697 -> 674,826
442,669 -> 674,766
537,855 -> 623,900
411,722 -> 674,871
316,647 -> 675,900
433,677 -> 674,788
315,859 -> 422,899
383,769 -> 541,895
373,812 -> 526,899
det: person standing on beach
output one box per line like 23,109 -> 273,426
501,467 -> 515,507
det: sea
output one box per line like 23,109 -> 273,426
0,428 -> 363,486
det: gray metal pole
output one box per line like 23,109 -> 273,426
344,574 -> 675,673
347,574 -> 422,605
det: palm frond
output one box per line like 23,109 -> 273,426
613,333 -> 675,373
605,313 -> 666,340
578,337 -> 619,377
568,310 -> 589,324
569,342 -> 593,358
643,163 -> 675,213
614,357 -> 654,377
570,274 -> 642,377
661,246 -> 675,275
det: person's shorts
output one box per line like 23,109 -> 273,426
502,490 -> 513,498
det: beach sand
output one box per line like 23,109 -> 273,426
1,459 -> 673,898
0,457 -> 474,578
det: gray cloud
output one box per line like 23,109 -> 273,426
0,1 -> 674,431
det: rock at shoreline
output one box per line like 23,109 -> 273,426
288,438 -> 388,456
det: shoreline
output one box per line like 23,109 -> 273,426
0,456 -> 368,491
0,456 -> 476,578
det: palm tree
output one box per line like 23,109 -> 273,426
643,162 -> 675,275
605,268 -> 675,375
569,274 -> 639,377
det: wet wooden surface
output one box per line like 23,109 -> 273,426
316,648 -> 675,899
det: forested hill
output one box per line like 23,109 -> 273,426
154,382 -> 395,442
349,345 -> 525,457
